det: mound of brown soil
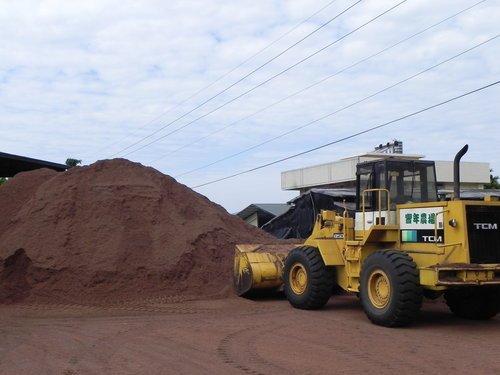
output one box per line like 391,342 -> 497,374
0,159 -> 274,304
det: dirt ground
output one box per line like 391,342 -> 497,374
1,295 -> 499,375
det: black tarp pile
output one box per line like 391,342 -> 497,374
262,188 -> 500,240
262,189 -> 356,239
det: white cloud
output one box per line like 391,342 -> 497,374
0,0 -> 499,212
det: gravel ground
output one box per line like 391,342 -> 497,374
1,294 -> 499,375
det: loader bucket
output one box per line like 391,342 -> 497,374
233,243 -> 300,296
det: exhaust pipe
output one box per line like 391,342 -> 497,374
453,144 -> 468,200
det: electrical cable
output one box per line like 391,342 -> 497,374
90,0 -> 340,157
176,33 -> 499,178
108,0 -> 363,158
191,79 -> 500,188
149,0 -> 487,164
118,0 -> 407,158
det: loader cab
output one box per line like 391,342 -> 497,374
355,159 -> 438,213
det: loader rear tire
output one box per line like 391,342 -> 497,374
284,246 -> 334,310
444,286 -> 500,320
360,250 -> 422,327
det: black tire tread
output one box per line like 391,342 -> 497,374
359,250 -> 422,327
284,246 -> 334,310
444,286 -> 500,320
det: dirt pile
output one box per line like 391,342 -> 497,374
0,159 -> 274,304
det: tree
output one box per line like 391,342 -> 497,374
65,158 -> 82,167
485,169 -> 500,189
0,177 -> 8,185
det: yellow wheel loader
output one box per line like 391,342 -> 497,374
234,145 -> 500,327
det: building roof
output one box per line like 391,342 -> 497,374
281,153 -> 490,191
288,188 -> 356,204
438,189 -> 500,200
0,151 -> 68,177
236,203 -> 290,220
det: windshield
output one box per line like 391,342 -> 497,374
387,161 -> 437,206
356,160 -> 437,211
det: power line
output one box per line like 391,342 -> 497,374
119,0 -> 408,158
90,0 -> 340,157
108,0 -> 363,158
176,33 -> 499,178
149,0 -> 487,165
191,79 -> 500,189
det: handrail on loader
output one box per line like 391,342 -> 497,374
361,188 -> 391,232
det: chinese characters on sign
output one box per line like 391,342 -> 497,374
400,208 -> 444,242
405,212 -> 436,225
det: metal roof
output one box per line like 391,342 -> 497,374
0,151 -> 68,177
236,203 -> 290,220
288,188 -> 356,204
438,189 -> 500,199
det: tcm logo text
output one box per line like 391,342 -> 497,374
422,235 -> 443,243
473,223 -> 498,230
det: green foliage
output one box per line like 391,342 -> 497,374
65,158 -> 82,167
0,177 -> 8,185
485,169 -> 500,189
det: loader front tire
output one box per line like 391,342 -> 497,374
284,246 -> 334,310
444,286 -> 500,320
360,250 -> 422,327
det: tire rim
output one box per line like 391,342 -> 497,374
289,263 -> 307,295
368,269 -> 391,309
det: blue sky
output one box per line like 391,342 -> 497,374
1,0 -> 499,212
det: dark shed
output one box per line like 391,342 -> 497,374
0,151 -> 68,177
